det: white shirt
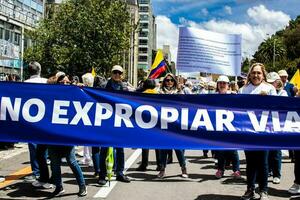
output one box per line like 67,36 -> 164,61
239,82 -> 277,96
24,75 -> 47,84
277,89 -> 288,97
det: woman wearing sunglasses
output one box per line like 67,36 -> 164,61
157,73 -> 188,179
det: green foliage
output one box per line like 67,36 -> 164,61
24,0 -> 133,77
253,15 -> 300,76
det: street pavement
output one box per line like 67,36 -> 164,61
0,144 -> 299,200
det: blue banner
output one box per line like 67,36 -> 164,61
0,82 -> 300,149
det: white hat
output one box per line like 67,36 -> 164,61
55,71 -> 66,78
278,70 -> 288,77
266,72 -> 280,83
208,81 -> 216,88
185,81 -> 193,87
217,75 -> 230,83
111,65 -> 124,73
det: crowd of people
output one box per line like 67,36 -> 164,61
1,60 -> 300,200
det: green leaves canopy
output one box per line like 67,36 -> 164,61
24,0 -> 132,77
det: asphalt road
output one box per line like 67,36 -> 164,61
0,145 -> 299,200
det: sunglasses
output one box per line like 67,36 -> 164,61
112,70 -> 123,75
165,79 -> 174,82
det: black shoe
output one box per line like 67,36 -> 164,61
78,185 -> 87,197
136,165 -> 147,171
116,175 -> 131,183
51,186 -> 65,197
97,179 -> 107,186
156,166 -> 162,171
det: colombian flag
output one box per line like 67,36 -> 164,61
148,50 -> 167,79
290,69 -> 300,89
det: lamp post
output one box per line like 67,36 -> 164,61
273,38 -> 276,69
267,34 -> 275,68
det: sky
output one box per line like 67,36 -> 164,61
152,0 -> 300,62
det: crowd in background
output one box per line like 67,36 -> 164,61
1,61 -> 300,200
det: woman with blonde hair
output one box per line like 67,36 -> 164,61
240,63 -> 276,200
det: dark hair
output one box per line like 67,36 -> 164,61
56,74 -> 66,83
28,61 -> 41,76
142,79 -> 156,91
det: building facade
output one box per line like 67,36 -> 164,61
137,0 -> 156,78
123,0 -> 139,87
0,0 -> 44,79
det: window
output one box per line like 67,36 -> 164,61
140,14 -> 148,21
140,23 -> 148,29
139,47 -> 148,54
139,39 -> 148,45
139,31 -> 148,37
138,56 -> 148,62
5,29 -> 10,41
139,6 -> 148,12
0,28 -> 3,40
14,32 -> 21,45
138,0 -> 149,3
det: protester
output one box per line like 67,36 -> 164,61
207,81 -> 216,94
214,76 -> 241,179
266,72 -> 287,185
80,73 -> 94,168
278,69 -> 298,162
47,73 -> 87,197
239,63 -> 277,200
98,65 -> 131,186
198,80 -> 207,94
136,79 -> 162,172
182,81 -> 193,94
24,62 -> 51,188
157,73 -> 188,178
278,69 -> 298,97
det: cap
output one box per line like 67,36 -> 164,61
199,80 -> 205,88
217,75 -> 230,83
266,72 -> 280,83
278,70 -> 288,77
208,81 -> 216,88
111,65 -> 124,73
56,71 -> 66,78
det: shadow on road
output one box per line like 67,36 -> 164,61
194,194 -> 240,200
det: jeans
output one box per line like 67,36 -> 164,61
99,147 -> 124,179
92,147 -> 100,174
140,149 -> 161,168
217,150 -> 240,172
160,149 -> 186,169
28,143 -> 39,177
294,150 -> 300,184
49,146 -> 85,188
268,150 -> 282,178
245,151 -> 269,192
36,144 -> 49,182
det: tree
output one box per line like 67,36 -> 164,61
24,0 -> 133,77
253,36 -> 286,72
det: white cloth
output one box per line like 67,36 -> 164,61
183,87 -> 193,94
278,89 -> 288,97
239,82 -> 277,96
24,75 -> 47,84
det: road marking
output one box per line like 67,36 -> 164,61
93,149 -> 141,198
282,150 -> 289,157
0,166 -> 32,189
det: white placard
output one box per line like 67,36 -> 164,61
177,27 -> 241,76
